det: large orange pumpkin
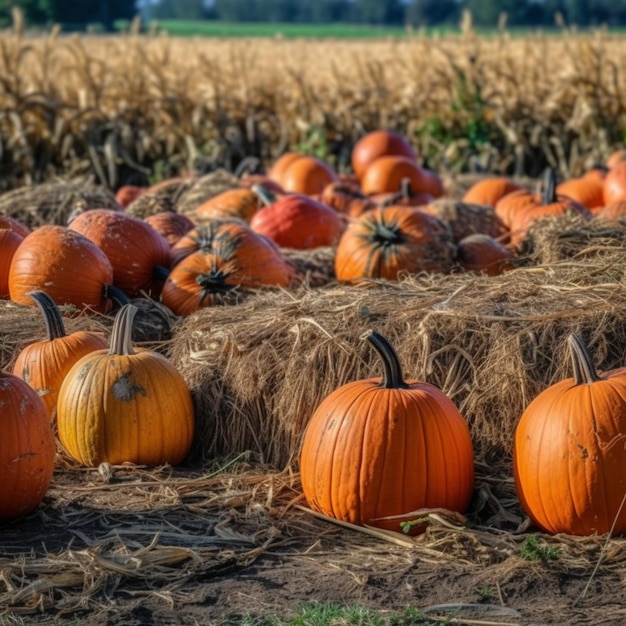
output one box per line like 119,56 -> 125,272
8,225 -> 119,313
334,206 -> 456,282
299,331 -> 475,532
279,156 -> 339,196
351,130 -> 416,180
12,291 -> 108,418
56,303 -> 195,467
0,370 -> 55,521
514,334 -> 626,536
0,229 -> 24,299
360,156 -> 432,196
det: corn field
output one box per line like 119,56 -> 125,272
1,21 -> 626,190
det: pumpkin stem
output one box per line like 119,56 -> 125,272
251,183 -> 277,207
152,265 -> 170,282
541,167 -> 557,204
234,156 -> 262,177
399,177 -> 412,200
28,290 -> 66,340
103,284 -> 131,308
568,333 -> 602,385
365,330 -> 409,389
109,303 -> 138,356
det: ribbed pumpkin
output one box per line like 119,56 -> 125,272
144,211 -> 196,247
0,215 -> 30,237
334,206 -> 455,282
69,209 -> 172,298
514,334 -> 626,536
0,370 -> 55,521
8,225 -> 118,313
12,291 -> 108,418
455,234 -> 515,276
191,187 -> 262,223
351,130 -> 417,180
299,331 -> 475,532
249,191 -> 345,250
556,176 -> 604,213
162,222 -> 296,316
603,160 -> 626,205
0,229 -> 24,299
320,181 -> 377,217
56,304 -> 195,467
462,177 -> 522,207
360,156 -> 432,197
267,152 -> 305,184
279,155 -> 339,196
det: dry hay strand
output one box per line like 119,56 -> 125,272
0,461 -> 292,616
125,178 -> 197,218
175,169 -> 242,216
169,255 -> 626,470
0,181 -> 119,229
283,246 -> 337,288
521,214 -> 626,265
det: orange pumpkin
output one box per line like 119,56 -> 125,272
267,152 -> 305,184
191,187 -> 262,223
334,206 -> 455,282
462,177 -> 522,207
0,370 -> 55,521
556,176 -> 604,212
320,181 -> 377,217
144,211 -> 196,247
0,229 -> 24,299
455,234 -> 515,276
56,303 -> 195,467
162,222 -> 295,316
514,334 -> 626,536
299,330 -> 475,533
606,149 -> 626,170
115,184 -> 146,208
8,225 -> 119,313
603,160 -> 626,205
0,215 -> 30,237
351,130 -> 416,180
595,200 -> 626,222
279,155 -> 339,196
249,192 -> 345,250
360,156 -> 432,196
13,291 -> 108,417
69,209 -> 172,298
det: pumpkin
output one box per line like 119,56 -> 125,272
320,181 -> 377,217
595,200 -> 626,222
0,229 -> 24,299
8,225 -> 121,313
334,206 -> 456,282
556,176 -> 604,213
351,130 -> 416,180
360,156 -> 432,196
455,234 -> 515,276
606,149 -> 626,170
514,334 -> 626,536
12,291 -> 108,418
371,177 -> 433,209
505,169 -> 591,245
279,155 -> 339,196
267,152 -> 305,184
191,187 -> 262,223
603,160 -> 626,205
69,209 -> 172,298
0,215 -> 30,237
299,330 -> 475,532
161,222 -> 296,316
462,177 -> 522,207
0,370 -> 55,521
115,185 -> 146,208
56,303 -> 195,467
144,211 -> 196,247
249,190 -> 346,250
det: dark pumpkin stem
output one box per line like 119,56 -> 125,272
365,330 -> 409,389
109,303 -> 138,356
152,265 -> 170,282
399,177 -> 412,199
103,284 -> 131,308
568,333 -> 602,385
250,183 -> 276,207
234,156 -> 262,177
541,167 -> 557,205
28,290 -> 66,340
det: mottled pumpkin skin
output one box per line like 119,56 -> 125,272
56,348 -> 195,467
8,225 -> 114,312
0,372 -> 56,521
514,366 -> 626,536
299,377 -> 475,532
334,206 -> 455,281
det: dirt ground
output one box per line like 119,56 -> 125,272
3,457 -> 626,626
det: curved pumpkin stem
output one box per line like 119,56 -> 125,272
541,167 -> 557,205
103,284 -> 131,309
250,183 -> 277,207
399,177 -> 412,200
568,333 -> 602,385
234,156 -> 262,178
152,265 -> 171,282
28,290 -> 66,340
109,303 -> 138,356
365,330 -> 409,390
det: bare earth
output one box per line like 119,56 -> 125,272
2,459 -> 626,626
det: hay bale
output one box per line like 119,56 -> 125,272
169,255 -> 626,470
0,181 -> 119,228
176,170 -> 242,216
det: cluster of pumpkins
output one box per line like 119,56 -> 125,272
3,129 -> 626,536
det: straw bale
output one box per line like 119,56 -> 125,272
169,255 -> 626,470
175,170 -> 242,216
0,181 -> 119,229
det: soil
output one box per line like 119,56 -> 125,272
3,460 -> 626,626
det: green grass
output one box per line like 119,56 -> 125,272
519,536 -> 561,562
227,603 -> 445,625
